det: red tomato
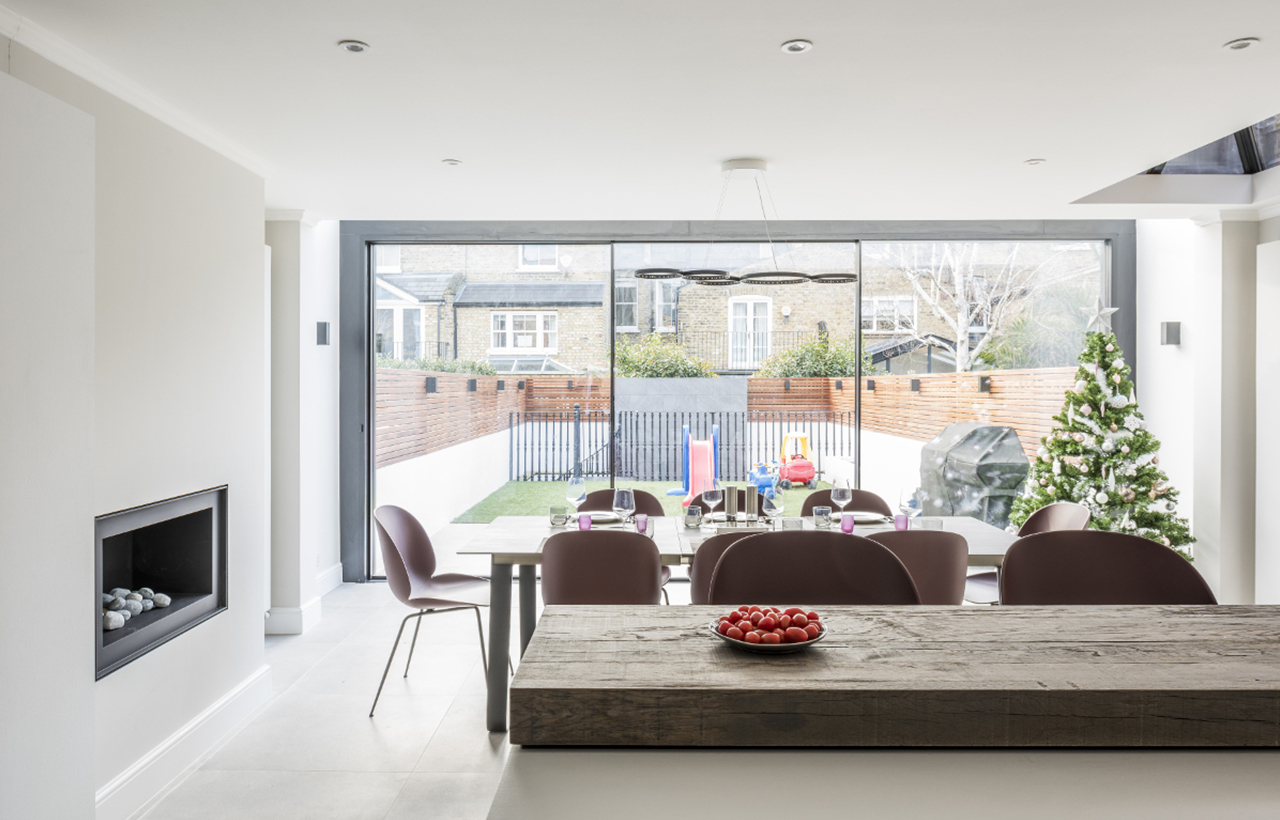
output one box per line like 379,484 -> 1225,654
726,626 -> 745,641
762,632 -> 782,644
806,611 -> 820,621
785,607 -> 805,616
785,627 -> 809,643
717,621 -> 732,635
778,614 -> 792,629
749,611 -> 764,625
758,616 -> 776,631
744,631 -> 762,644
791,613 -> 809,628
773,628 -> 785,636
727,611 -> 743,624
748,606 -> 763,614
804,624 -> 821,639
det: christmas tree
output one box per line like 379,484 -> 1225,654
1010,298 -> 1193,558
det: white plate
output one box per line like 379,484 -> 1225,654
846,511 -> 892,524
579,511 -> 622,524
708,619 -> 828,654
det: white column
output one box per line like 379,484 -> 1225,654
1254,219 -> 1280,602
1192,214 -> 1258,603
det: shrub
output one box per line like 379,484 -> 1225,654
615,335 -> 716,378
754,335 -> 877,378
376,356 -> 497,376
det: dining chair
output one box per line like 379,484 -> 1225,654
800,488 -> 894,517
575,488 -> 671,602
371,505 -> 508,717
688,531 -> 757,604
966,501 -> 1092,604
578,488 -> 666,517
708,531 -> 921,605
541,530 -> 663,605
999,530 -> 1217,605
865,530 -> 969,605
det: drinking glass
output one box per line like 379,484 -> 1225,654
567,476 -> 587,519
917,517 -> 943,530
701,481 -> 723,520
684,505 -> 703,529
549,506 -> 570,526
894,514 -> 910,531
781,517 -> 804,530
812,506 -> 832,529
831,479 -> 853,524
762,493 -> 783,526
613,487 -> 636,523
635,513 -> 649,536
578,514 -> 592,531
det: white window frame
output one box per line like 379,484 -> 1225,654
517,244 -> 559,271
653,281 -> 678,332
374,303 -> 425,359
861,295 -> 917,334
489,311 -> 558,354
374,245 -> 402,274
728,295 -> 772,369
615,280 -> 639,331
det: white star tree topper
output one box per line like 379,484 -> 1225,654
1082,296 -> 1119,333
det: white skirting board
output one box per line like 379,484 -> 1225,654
95,664 -> 272,820
265,596 -> 322,635
317,561 -> 344,596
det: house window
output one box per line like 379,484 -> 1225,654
374,245 -> 401,274
518,245 -> 559,271
728,296 -> 771,369
491,312 -> 557,353
654,281 -> 678,332
861,296 -> 916,333
615,281 -> 638,330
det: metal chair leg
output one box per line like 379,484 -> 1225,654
473,606 -> 489,677
661,587 -> 670,605
403,611 -> 424,677
370,613 -> 412,717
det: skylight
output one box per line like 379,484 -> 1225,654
1147,113 -> 1280,175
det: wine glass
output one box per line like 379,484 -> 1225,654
612,487 -> 636,523
762,492 -> 784,526
700,480 -> 723,521
566,476 -> 587,520
831,479 -> 853,525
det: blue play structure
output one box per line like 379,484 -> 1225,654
747,462 -> 780,499
667,425 -> 719,497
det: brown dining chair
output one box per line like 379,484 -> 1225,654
578,488 -> 666,517
688,531 -> 757,605
708,531 -> 921,605
371,505 -> 508,717
801,488 -> 894,517
966,501 -> 1092,604
541,530 -> 664,605
866,530 -> 969,605
999,530 -> 1217,605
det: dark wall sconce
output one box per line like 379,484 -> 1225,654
834,380 -> 843,390
423,376 -> 437,394
518,380 -> 526,390
866,379 -> 875,391
910,379 -> 921,392
1161,322 -> 1181,346
316,321 -> 330,345
567,379 -> 574,389
497,380 -> 505,391
784,379 -> 791,391
467,378 -> 478,392
978,375 -> 991,393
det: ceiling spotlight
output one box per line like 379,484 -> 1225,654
1024,158 -> 1047,166
781,39 -> 813,54
1223,37 -> 1260,51
442,159 -> 462,166
338,40 -> 370,53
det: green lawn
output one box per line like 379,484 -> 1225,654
454,479 -> 832,523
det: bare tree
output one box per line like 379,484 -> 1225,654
870,242 -> 1101,372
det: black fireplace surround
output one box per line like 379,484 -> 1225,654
95,486 -> 227,679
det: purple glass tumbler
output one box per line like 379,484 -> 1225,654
635,513 -> 648,535
840,514 -> 855,534
894,514 -> 909,531
578,514 -> 592,531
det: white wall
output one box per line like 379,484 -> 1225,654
1135,220 -> 1196,524
376,429 -> 512,539
4,42 -> 272,820
302,221 -> 342,589
1255,238 -> 1280,602
0,67 -> 97,820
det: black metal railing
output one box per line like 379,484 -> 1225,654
674,330 -> 817,371
509,406 -> 612,481
374,340 -> 451,361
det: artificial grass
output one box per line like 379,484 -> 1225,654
453,479 -> 832,524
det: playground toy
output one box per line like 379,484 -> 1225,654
670,425 -> 720,506
777,431 -> 819,490
747,461 -> 779,499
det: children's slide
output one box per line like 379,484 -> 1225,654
669,425 -> 719,506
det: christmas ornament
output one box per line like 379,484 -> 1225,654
1120,445 -> 1129,454
1121,488 -> 1135,503
1095,491 -> 1109,504
1080,404 -> 1092,416
1074,380 -> 1087,393
1105,343 -> 1114,352
1112,374 -> 1122,384
1039,478 -> 1048,486
1110,423 -> 1118,433
1153,455 -> 1159,465
1162,537 -> 1171,547
1072,432 -> 1085,443
1149,490 -> 1158,500
1101,440 -> 1115,453
1082,297 -> 1119,333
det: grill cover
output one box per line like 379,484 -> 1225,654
919,423 -> 1029,529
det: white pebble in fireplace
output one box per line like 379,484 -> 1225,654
101,587 -> 173,631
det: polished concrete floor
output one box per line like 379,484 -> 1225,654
137,524 -> 554,820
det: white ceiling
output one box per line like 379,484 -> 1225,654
6,0 -> 1280,221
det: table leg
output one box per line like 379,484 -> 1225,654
519,564 -> 536,657
487,560 -> 512,733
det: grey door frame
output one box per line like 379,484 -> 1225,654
341,220 -> 1135,582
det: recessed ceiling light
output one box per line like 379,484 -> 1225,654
1223,37 -> 1260,50
442,159 -> 462,166
781,39 -> 813,54
1024,158 -> 1047,166
338,40 -> 370,53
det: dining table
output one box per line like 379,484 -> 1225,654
459,512 -> 1018,733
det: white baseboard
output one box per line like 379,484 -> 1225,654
96,664 -> 272,820
317,561 -> 344,596
265,596 -> 322,634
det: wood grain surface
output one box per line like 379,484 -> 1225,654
510,605 -> 1280,747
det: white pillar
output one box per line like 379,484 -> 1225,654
1192,214 -> 1257,603
1254,220 -> 1280,602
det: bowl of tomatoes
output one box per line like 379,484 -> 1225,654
710,606 -> 827,654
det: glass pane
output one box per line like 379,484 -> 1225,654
1253,114 -> 1280,170
1160,135 -> 1244,174
374,309 -> 394,357
401,309 -> 421,359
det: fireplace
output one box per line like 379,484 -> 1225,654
95,486 -> 227,679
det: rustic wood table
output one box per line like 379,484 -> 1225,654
457,515 -> 690,732
511,605 -> 1280,747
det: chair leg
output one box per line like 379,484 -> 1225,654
370,613 -> 413,717
403,611 -> 424,678
661,587 -> 670,605
473,606 -> 489,678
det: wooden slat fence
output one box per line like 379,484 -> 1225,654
375,368 -> 522,468
522,376 -> 610,412
745,378 -> 831,412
